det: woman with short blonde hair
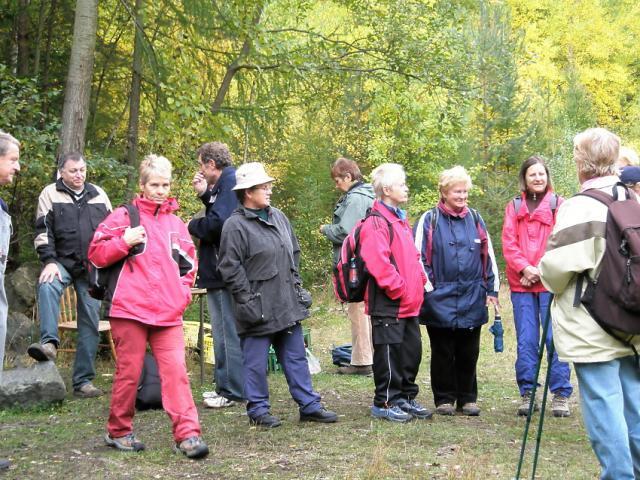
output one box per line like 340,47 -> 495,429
573,128 -> 620,180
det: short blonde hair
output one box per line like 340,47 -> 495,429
617,146 -> 639,168
439,165 -> 472,194
573,128 -> 619,180
139,154 -> 172,185
371,163 -> 405,199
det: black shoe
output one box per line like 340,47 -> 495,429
249,413 -> 282,428
300,407 -> 338,423
0,459 -> 10,470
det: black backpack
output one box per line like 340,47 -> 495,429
136,352 -> 163,410
88,203 -> 142,300
512,193 -> 558,216
575,184 -> 640,363
332,210 -> 394,303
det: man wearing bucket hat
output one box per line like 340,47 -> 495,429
218,162 -> 338,428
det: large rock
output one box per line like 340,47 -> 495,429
0,361 -> 67,408
5,311 -> 33,353
5,262 -> 39,313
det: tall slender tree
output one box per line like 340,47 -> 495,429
59,0 -> 98,154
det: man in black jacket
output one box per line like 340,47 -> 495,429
188,142 -> 244,407
27,152 -> 112,398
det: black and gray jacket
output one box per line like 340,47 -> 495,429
34,178 -> 112,278
218,205 -> 311,337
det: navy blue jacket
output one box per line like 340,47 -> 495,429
188,166 -> 238,289
413,207 -> 499,329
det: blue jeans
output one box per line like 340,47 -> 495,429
511,292 -> 572,397
241,323 -> 321,419
37,263 -> 101,390
574,356 -> 640,480
207,288 -> 244,401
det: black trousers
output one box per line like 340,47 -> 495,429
426,325 -> 481,407
371,316 -> 422,407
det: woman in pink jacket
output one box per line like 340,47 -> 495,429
88,155 -> 208,459
501,156 -> 572,418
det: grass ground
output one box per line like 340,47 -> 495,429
1,287 -> 600,479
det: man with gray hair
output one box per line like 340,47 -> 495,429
0,131 -> 21,471
27,152 -> 112,398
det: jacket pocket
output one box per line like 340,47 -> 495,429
296,286 -> 313,309
235,293 -> 266,327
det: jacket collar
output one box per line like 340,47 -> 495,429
515,190 -> 555,225
212,165 -> 237,193
133,195 -> 179,215
55,177 -> 98,198
372,200 -> 404,223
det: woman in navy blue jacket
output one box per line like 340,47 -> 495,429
414,166 -> 499,416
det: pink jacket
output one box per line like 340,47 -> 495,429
359,201 -> 426,318
501,190 -> 562,293
88,196 -> 197,326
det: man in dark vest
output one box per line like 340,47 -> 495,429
189,142 -> 244,407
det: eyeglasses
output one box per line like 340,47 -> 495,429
254,184 -> 273,192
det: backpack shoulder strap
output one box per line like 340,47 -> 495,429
549,193 -> 558,215
429,207 -> 439,232
366,210 -> 394,244
577,188 -> 614,207
513,196 -> 522,213
470,207 -> 481,227
122,203 -> 140,227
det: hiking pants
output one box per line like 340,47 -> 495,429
108,318 -> 201,442
348,301 -> 373,366
241,323 -> 322,419
511,292 -> 573,397
427,325 -> 480,407
371,316 -> 421,407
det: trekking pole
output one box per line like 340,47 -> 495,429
515,295 -> 553,479
531,337 -> 555,479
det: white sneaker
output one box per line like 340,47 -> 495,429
204,396 -> 236,408
202,391 -> 221,399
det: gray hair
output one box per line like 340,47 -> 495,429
140,154 -> 172,184
573,128 -> 620,180
438,165 -> 472,194
0,131 -> 20,157
371,163 -> 406,199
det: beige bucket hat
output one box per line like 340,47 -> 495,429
232,162 -> 276,190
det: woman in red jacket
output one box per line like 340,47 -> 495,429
501,156 -> 573,418
358,163 -> 430,423
88,155 -> 208,459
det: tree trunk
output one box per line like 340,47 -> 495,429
59,0 -> 99,155
125,0 -> 144,198
33,0 -> 48,78
16,0 -> 30,77
41,0 -> 57,118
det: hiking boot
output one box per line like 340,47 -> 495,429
397,399 -> 433,420
551,394 -> 571,418
337,364 -> 373,376
517,391 -> 540,417
0,459 -> 10,470
461,402 -> 481,416
73,382 -> 103,398
249,412 -> 282,429
370,405 -> 412,423
300,407 -> 338,423
435,403 -> 456,416
174,436 -> 209,459
104,433 -> 145,452
27,342 -> 57,362
203,395 -> 236,408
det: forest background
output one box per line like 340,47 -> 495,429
1,0 -> 639,285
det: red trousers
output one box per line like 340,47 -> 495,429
107,318 -> 201,442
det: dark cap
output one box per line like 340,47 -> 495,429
620,166 -> 640,185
